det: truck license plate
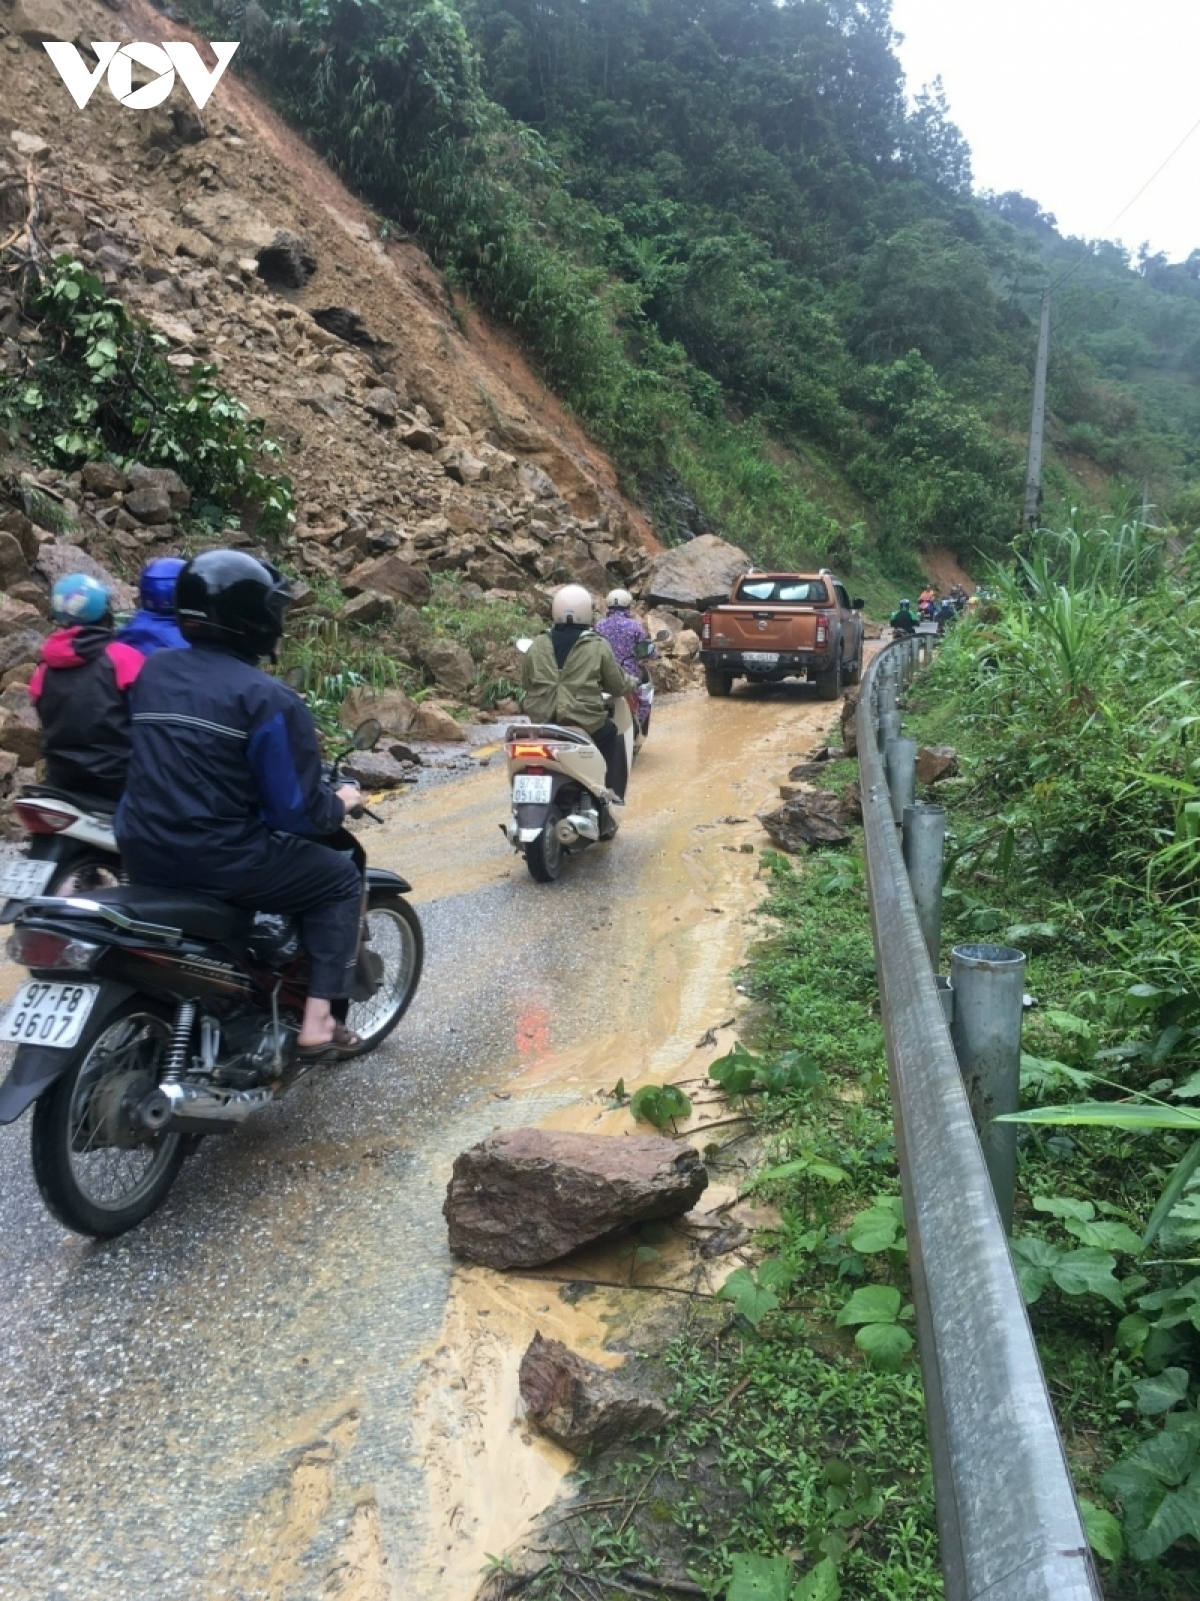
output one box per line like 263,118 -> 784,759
0,859 -> 56,900
513,775 -> 553,804
0,981 -> 99,1049
742,652 -> 780,667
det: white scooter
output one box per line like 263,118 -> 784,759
0,786 -> 122,920
503,641 -> 638,882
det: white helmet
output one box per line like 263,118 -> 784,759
552,584 -> 594,624
605,588 -> 633,610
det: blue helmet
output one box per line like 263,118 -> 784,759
140,557 -> 186,616
50,573 -> 111,625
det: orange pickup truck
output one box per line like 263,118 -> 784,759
699,570 -> 865,700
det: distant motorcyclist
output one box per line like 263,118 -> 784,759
595,587 -> 655,733
889,599 -> 918,637
29,573 -> 145,802
115,550 -> 364,1058
115,557 -> 189,656
522,584 -> 637,802
918,585 -> 937,617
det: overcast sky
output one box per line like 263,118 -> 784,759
889,0 -> 1200,263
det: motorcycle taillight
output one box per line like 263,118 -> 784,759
12,801 -> 75,834
507,742 -> 552,760
6,928 -> 100,969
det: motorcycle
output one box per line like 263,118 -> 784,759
503,641 -> 637,882
0,720 -> 423,1238
0,785 -> 122,921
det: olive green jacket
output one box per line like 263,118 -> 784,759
521,629 -> 637,733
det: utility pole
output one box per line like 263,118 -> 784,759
1023,289 -> 1051,530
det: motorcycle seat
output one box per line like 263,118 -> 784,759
76,886 -> 252,941
19,783 -> 118,815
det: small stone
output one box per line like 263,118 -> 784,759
758,794 -> 850,853
519,1334 -> 673,1455
127,463 -> 190,511
342,554 -> 431,607
341,687 -> 419,738
10,130 -> 49,156
421,638 -> 475,697
916,745 -> 958,785
400,424 -> 441,454
81,461 -> 129,497
342,750 -> 419,789
387,742 -> 420,766
123,485 -> 174,525
362,388 -> 399,423
0,532 -> 29,588
341,589 -> 395,627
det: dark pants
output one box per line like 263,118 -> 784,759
590,717 -> 627,801
126,833 -> 362,1000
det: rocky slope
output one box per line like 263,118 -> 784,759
0,0 -> 726,781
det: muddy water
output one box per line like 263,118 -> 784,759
0,686 -> 841,1600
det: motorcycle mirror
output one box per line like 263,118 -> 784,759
852,598 -> 865,611
352,718 -> 382,751
281,665 -> 307,690
515,637 -> 533,654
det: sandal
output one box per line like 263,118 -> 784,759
295,1022 -> 363,1061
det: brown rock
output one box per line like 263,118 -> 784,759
401,424 -> 441,454
837,782 -> 863,826
519,1334 -> 672,1455
841,691 -> 860,759
127,464 -> 191,512
672,628 -> 700,660
758,794 -> 850,853
341,590 -> 396,627
0,532 -> 29,588
388,742 -> 421,765
341,687 -> 418,737
466,552 -> 524,591
343,750 -> 419,788
0,594 -> 44,639
440,448 -> 488,486
916,745 -> 958,785
408,701 -> 468,742
0,630 -> 45,677
0,509 -> 41,565
343,554 -> 431,607
421,639 -> 475,697
123,485 -> 173,525
788,760 -> 836,783
0,748 -> 18,794
0,699 -> 40,765
6,582 -> 47,617
645,533 -> 751,610
81,461 -> 129,497
443,1128 -> 709,1269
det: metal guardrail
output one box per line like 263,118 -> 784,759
856,640 -> 1102,1601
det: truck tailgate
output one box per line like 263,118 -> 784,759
708,606 -> 822,650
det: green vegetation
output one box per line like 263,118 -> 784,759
905,521 -> 1200,1590
501,847 -> 941,1600
0,256 -> 294,534
185,0 -> 1200,587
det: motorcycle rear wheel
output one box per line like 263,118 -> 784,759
341,892 -> 424,1055
31,1001 -> 185,1238
525,805 -> 564,882
49,851 -> 121,899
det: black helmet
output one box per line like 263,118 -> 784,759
176,549 -> 292,660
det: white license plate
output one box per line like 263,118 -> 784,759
0,981 -> 99,1049
0,859 -> 56,900
513,774 -> 553,805
742,652 -> 780,667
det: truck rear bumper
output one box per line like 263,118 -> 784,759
700,648 -> 833,677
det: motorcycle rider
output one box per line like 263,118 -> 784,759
29,573 -> 146,802
595,587 -> 655,733
115,550 -> 365,1057
522,583 -> 637,805
889,598 -> 918,637
115,557 -> 189,656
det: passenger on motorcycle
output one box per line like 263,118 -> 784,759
29,573 -> 146,802
521,584 -> 638,801
115,557 -> 189,656
115,550 -> 365,1057
595,587 -> 655,733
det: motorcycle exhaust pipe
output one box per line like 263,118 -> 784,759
556,812 -> 600,845
138,1080 -> 275,1132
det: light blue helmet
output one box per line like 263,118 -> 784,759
51,573 -> 111,625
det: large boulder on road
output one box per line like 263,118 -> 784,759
519,1333 -> 673,1454
443,1128 -> 708,1268
758,793 -> 850,852
645,534 -> 751,610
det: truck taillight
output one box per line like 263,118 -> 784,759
701,612 -> 711,645
815,614 -> 829,647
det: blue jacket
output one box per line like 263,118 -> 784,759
115,610 -> 189,656
115,644 -> 345,883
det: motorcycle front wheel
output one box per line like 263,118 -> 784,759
341,891 -> 425,1055
30,1000 -> 185,1238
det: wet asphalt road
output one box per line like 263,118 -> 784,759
0,686 -> 841,1600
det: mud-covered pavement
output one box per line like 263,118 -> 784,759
0,686 -> 844,1601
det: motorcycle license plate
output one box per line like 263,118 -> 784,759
742,652 -> 780,667
513,774 -> 553,805
0,981 -> 99,1049
0,859 -> 56,900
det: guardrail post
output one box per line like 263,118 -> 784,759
878,707 -> 901,750
950,943 -> 1026,1234
903,803 -> 945,967
885,736 -> 916,826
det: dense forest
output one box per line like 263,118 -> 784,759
206,0 -> 1200,587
